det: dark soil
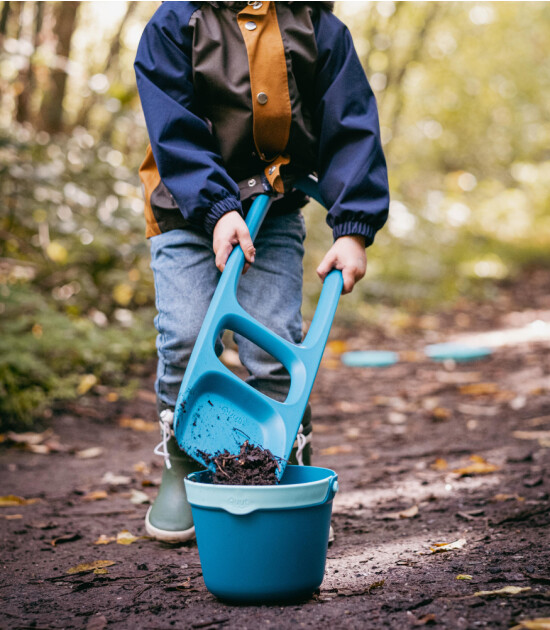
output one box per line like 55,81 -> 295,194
1,268 -> 550,629
200,440 -> 280,486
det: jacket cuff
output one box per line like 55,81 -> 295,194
332,221 -> 377,247
203,196 -> 243,235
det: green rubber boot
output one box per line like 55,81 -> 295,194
145,415 -> 203,543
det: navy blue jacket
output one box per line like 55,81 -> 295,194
135,1 -> 389,245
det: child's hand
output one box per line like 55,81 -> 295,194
317,235 -> 367,294
213,211 -> 256,273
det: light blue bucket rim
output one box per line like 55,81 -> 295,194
184,465 -> 339,515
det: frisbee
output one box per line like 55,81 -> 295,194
341,350 -> 399,368
424,343 -> 492,362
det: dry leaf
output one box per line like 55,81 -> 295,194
474,586 -> 531,597
6,430 -> 52,445
431,407 -> 451,421
82,490 -> 108,502
491,493 -> 524,502
2,514 -> 22,520
456,574 -> 473,580
101,472 -> 131,485
431,458 -> 448,471
407,612 -> 436,626
94,534 -> 116,545
51,533 -> 81,547
513,430 -> 550,441
106,392 -> 119,402
453,455 -> 498,476
0,495 -> 39,507
77,374 -> 98,396
379,505 -> 419,520
67,560 -> 115,575
430,538 -> 466,553
76,447 -> 104,459
87,613 -> 108,630
116,529 -> 141,545
459,383 -> 499,396
129,489 -> 150,505
326,339 -> 348,355
510,619 -> 550,630
133,461 -> 151,475
118,417 -> 157,432
93,568 -> 109,575
319,444 -> 354,456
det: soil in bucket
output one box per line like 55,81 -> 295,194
199,440 -> 280,486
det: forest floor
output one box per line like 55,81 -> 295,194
1,269 -> 550,630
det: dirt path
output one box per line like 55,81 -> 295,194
1,271 -> 549,629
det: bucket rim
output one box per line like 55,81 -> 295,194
184,465 -> 338,515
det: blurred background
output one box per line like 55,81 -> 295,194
1,1 -> 549,428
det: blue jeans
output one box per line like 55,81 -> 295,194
150,212 -> 306,412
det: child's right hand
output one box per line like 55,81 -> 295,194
212,211 -> 256,273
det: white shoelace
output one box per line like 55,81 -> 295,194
294,423 -> 312,466
153,409 -> 174,470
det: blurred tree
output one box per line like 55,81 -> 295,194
37,1 -> 80,133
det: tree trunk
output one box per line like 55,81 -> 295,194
15,2 -> 44,124
0,2 -> 11,38
38,1 -> 80,133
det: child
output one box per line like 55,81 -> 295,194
135,1 -> 389,542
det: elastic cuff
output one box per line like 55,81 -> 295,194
332,221 -> 377,247
203,196 -> 243,235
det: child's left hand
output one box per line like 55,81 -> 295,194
316,235 -> 367,294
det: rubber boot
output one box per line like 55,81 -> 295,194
145,436 -> 204,543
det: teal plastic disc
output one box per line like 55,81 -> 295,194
424,343 -> 492,362
341,350 -> 399,368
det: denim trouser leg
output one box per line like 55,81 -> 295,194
149,213 -> 308,430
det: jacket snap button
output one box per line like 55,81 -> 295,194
245,21 -> 257,31
257,92 -> 268,105
248,179 -> 256,187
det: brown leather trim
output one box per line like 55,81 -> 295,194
139,144 -> 162,238
264,154 -> 290,194
237,1 -> 291,164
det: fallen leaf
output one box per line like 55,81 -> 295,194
474,586 -> 531,597
6,430 -> 52,445
510,618 -> 550,630
51,533 -> 81,547
491,493 -> 524,502
2,514 -> 23,520
93,568 -> 109,575
82,490 -> 108,502
87,613 -> 108,630
379,505 -> 419,520
513,430 -> 550,441
325,339 -> 348,355
431,407 -> 451,421
407,612 -> 436,626
133,461 -> 151,475
459,383 -> 499,396
430,538 -> 466,553
94,534 -> 116,545
101,472 -> 131,485
106,392 -> 119,402
77,374 -> 98,396
0,495 -> 40,507
456,574 -> 473,580
116,529 -> 141,545
453,455 -> 499,476
430,458 -> 448,471
319,444 -> 354,456
129,489 -> 150,505
67,560 -> 115,575
76,447 -> 104,459
118,417 -> 157,432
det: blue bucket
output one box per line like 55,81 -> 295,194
184,465 -> 338,603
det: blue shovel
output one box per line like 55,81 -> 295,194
173,178 -> 343,480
